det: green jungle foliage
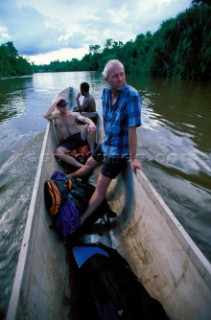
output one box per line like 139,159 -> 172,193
34,3 -> 210,80
1,1 -> 210,80
0,42 -> 33,77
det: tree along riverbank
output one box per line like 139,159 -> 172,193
33,2 -> 211,80
1,2 -> 210,80
0,42 -> 33,78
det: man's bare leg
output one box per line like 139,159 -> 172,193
70,156 -> 99,178
80,173 -> 112,225
55,146 -> 83,168
81,125 -> 96,152
87,130 -> 96,152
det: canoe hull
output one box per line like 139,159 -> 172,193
107,167 -> 211,319
6,93 -> 211,319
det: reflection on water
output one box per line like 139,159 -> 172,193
128,74 -> 211,178
0,72 -> 211,316
127,73 -> 211,264
0,77 -> 32,123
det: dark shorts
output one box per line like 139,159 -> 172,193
92,144 -> 128,179
58,133 -> 86,151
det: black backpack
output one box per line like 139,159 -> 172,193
70,242 -> 169,320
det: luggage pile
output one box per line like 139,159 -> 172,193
44,172 -> 169,319
69,242 -> 169,320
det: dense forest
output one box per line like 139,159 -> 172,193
0,42 -> 33,77
1,0 -> 211,80
33,1 -> 211,80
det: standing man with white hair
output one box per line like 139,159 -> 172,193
69,59 -> 142,232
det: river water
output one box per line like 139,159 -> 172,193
0,71 -> 211,316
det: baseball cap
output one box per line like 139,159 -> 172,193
57,99 -> 67,107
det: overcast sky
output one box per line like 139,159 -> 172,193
0,0 -> 191,65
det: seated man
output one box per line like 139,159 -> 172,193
44,96 -> 96,169
73,82 -> 96,112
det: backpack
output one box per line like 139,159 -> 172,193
44,176 -> 73,215
44,171 -> 95,238
70,242 -> 169,320
44,171 -> 95,215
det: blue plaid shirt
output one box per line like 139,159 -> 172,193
102,83 -> 141,157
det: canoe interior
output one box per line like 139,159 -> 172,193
6,89 -> 211,320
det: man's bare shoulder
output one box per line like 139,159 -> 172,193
50,111 -> 73,120
69,111 -> 81,118
45,111 -> 60,120
57,111 -> 78,117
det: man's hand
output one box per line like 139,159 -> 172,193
77,93 -> 81,99
130,159 -> 143,173
88,123 -> 96,132
43,96 -> 64,119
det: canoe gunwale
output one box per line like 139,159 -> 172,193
136,169 -> 211,286
5,122 -> 51,320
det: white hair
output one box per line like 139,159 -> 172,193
102,59 -> 125,79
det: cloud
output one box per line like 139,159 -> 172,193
0,0 -> 191,63
0,2 -> 87,55
0,25 -> 10,41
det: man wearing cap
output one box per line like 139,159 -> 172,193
44,96 -> 96,168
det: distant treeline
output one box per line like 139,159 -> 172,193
1,1 -> 211,80
34,2 -> 211,80
0,42 -> 33,77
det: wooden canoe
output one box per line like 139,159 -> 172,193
6,87 -> 211,320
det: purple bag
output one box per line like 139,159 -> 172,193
48,171 -> 95,238
55,198 -> 80,238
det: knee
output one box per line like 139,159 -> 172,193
54,146 -> 64,156
82,124 -> 88,135
81,125 -> 88,140
84,162 -> 93,172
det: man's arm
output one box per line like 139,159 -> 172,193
43,96 -> 62,119
75,94 -> 93,112
128,126 -> 143,172
76,113 -> 96,132
74,93 -> 82,112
